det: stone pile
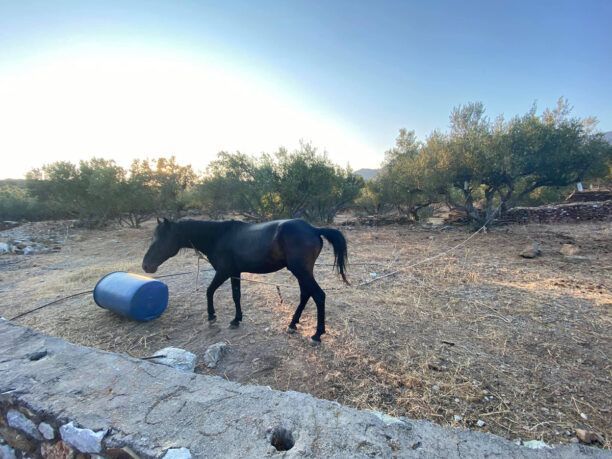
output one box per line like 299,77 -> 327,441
565,190 -> 612,203
0,221 -> 72,255
341,215 -> 414,226
502,201 -> 611,224
0,239 -> 61,255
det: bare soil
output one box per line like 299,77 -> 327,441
1,219 -> 610,448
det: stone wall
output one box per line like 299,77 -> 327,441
565,190 -> 612,203
502,201 -> 612,224
0,320 -> 608,459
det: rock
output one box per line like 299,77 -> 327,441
0,242 -> 9,254
476,419 -> 486,427
151,347 -> 197,372
519,243 -> 541,259
59,422 -> 107,453
203,342 -> 228,369
41,440 -> 75,459
0,444 -> 17,459
523,440 -> 551,449
38,422 -> 55,440
432,384 -> 440,392
368,410 -> 410,428
575,428 -> 604,445
23,246 -> 36,255
579,412 -> 588,420
453,415 -> 463,422
560,244 -> 580,256
162,447 -> 192,459
6,409 -> 42,440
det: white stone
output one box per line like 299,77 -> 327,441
151,347 -> 197,372
453,415 -> 463,422
163,447 -> 192,459
6,409 -> 41,440
60,421 -> 107,453
203,342 -> 228,369
0,242 -> 9,254
0,444 -> 17,459
476,420 -> 486,428
38,422 -> 55,440
523,440 -> 551,449
368,410 -> 408,427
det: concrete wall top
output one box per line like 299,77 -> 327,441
0,320 -> 608,458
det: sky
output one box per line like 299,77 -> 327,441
0,0 -> 610,179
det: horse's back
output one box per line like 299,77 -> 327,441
228,219 -> 321,273
276,219 -> 323,266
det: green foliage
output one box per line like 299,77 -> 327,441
417,98 -> 611,224
364,129 -> 438,220
22,156 -> 196,227
360,98 -> 610,225
7,97 -> 609,228
0,184 -> 53,221
275,144 -> 363,222
197,143 -> 364,222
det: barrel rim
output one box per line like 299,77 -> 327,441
93,270 -> 126,308
133,281 -> 169,321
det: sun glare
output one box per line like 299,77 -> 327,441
0,48 -> 377,178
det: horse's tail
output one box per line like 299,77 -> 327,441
317,227 -> 350,285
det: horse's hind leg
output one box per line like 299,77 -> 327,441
288,270 -> 326,344
206,271 -> 229,324
309,279 -> 326,344
229,276 -> 242,329
288,279 -> 311,333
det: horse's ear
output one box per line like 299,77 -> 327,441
156,217 -> 162,225
163,217 -> 171,225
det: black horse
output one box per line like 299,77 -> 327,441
142,218 -> 349,343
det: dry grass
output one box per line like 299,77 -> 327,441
1,219 -> 610,448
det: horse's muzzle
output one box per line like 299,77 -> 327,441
142,262 -> 158,274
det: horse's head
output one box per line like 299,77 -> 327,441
142,218 -> 181,273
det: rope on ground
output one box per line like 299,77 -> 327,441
353,205 -> 502,288
9,290 -> 94,321
7,270 -> 214,322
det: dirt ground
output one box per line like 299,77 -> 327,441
1,218 -> 610,448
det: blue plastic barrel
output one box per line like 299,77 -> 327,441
93,272 -> 168,321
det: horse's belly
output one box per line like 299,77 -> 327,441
243,262 -> 285,274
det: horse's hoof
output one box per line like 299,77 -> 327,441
208,318 -> 217,326
309,337 -> 321,346
287,326 -> 297,334
229,322 -> 240,329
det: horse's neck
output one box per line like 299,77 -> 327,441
179,220 -> 226,254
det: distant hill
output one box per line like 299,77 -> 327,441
603,131 -> 612,143
355,168 -> 379,180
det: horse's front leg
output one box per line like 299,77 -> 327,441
229,276 -> 242,329
206,271 -> 229,324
